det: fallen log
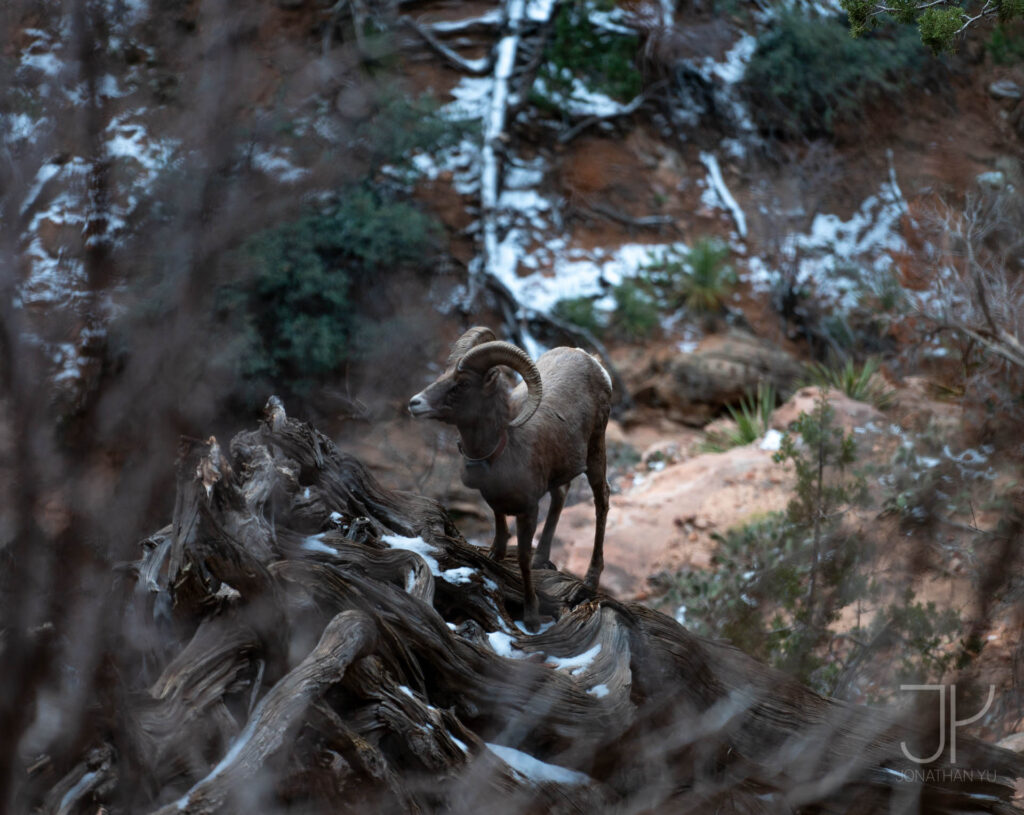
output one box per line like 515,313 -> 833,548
25,396 -> 1024,814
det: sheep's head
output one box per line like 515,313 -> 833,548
408,327 -> 543,428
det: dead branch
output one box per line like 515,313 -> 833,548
151,610 -> 378,815
401,17 -> 492,75
24,397 -> 1024,814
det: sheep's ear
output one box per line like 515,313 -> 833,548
483,367 -> 504,394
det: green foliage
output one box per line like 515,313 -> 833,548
552,296 -> 604,335
642,238 -> 737,315
876,594 -> 963,680
918,6 -> 966,53
223,186 -> 439,390
679,238 -> 737,313
805,357 -> 896,409
845,0 -> 1023,52
533,0 -> 642,111
999,0 -> 1024,21
703,383 -> 777,452
743,12 -> 928,138
611,279 -> 660,340
356,91 -> 474,175
987,23 -> 1024,63
842,0 -> 875,36
774,396 -> 864,528
670,394 -> 963,693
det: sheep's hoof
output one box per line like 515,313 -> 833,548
488,545 -> 507,561
584,570 -> 602,590
531,557 -> 555,570
523,600 -> 541,632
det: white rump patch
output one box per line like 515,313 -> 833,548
575,348 -> 612,391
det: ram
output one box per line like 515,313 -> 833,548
408,327 -> 612,630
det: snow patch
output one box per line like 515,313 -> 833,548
759,429 -> 784,452
382,534 -> 441,576
301,534 -> 336,555
487,630 -> 526,658
486,743 -> 592,786
441,566 -> 477,585
743,184 -> 907,312
700,151 -> 747,239
514,619 -> 555,635
587,683 -> 610,698
545,643 -> 601,675
251,146 -> 310,183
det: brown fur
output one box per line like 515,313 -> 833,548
410,337 -> 612,630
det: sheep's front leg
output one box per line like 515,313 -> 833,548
532,483 -> 568,569
489,510 -> 509,562
516,505 -> 540,631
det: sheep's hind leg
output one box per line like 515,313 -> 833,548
532,483 -> 568,569
516,505 -> 541,631
489,511 -> 509,562
584,437 -> 609,589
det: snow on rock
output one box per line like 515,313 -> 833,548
382,534 -> 441,576
106,114 -> 177,177
301,534 -> 338,555
251,146 -> 310,184
544,643 -> 601,675
587,683 -> 610,698
700,151 -> 747,239
485,743 -> 593,786
532,74 -> 634,118
759,429 -> 784,452
513,619 -> 555,635
487,630 -> 527,659
743,183 -> 908,312
441,566 -> 477,585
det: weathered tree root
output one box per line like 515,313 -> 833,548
38,397 -> 1024,814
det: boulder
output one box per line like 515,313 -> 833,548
771,386 -> 885,433
629,330 -> 803,426
989,79 -> 1022,100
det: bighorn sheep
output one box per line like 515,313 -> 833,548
408,327 -> 612,630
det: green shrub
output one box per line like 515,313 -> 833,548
917,6 -> 966,54
679,238 -> 737,313
742,13 -> 928,138
611,279 -> 659,340
552,296 -> 604,335
222,186 -> 439,391
668,394 -> 961,694
986,23 -> 1024,64
533,0 -> 642,111
356,91 -> 474,175
805,357 -> 896,409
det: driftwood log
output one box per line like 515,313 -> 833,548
25,396 -> 1024,814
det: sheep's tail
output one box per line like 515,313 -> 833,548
575,347 -> 613,393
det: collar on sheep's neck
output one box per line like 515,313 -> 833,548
458,428 -> 508,467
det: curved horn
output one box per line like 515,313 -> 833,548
458,341 -> 543,428
446,326 -> 497,368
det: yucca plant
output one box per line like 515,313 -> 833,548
806,357 -> 896,409
642,237 -> 737,318
681,237 -> 737,314
703,382 -> 777,453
